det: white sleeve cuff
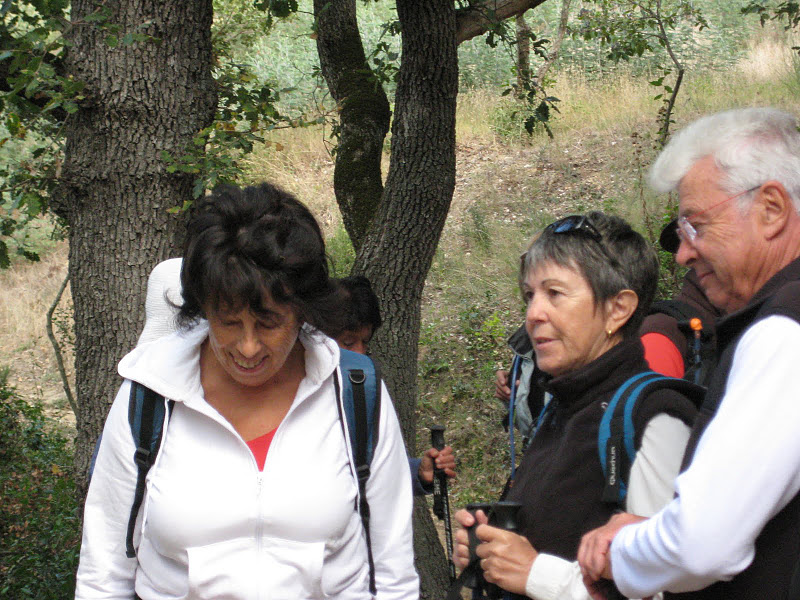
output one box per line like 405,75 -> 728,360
526,553 -> 588,600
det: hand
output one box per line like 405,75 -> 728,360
494,370 -> 512,402
474,523 -> 538,595
577,512 -> 647,592
418,446 -> 456,485
453,508 -> 488,569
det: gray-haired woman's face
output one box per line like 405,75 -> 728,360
522,260 -> 618,377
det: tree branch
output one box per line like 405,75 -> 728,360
456,0 -> 549,44
535,0 -> 572,84
46,272 -> 77,418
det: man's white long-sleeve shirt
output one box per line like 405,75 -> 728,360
609,315 -> 800,597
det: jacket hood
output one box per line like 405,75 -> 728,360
118,321 -> 340,407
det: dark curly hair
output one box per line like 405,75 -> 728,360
177,182 -> 342,331
321,275 -> 383,339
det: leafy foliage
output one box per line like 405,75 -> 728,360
0,367 -> 80,599
0,1 -> 77,267
742,1 -> 800,52
0,0 -> 316,261
575,0 -> 709,62
742,0 -> 800,28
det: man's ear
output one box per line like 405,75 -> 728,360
605,289 -> 638,337
757,181 -> 794,240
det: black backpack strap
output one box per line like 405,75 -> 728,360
336,349 -> 381,596
351,367 -> 377,595
125,381 -> 172,558
648,299 -> 698,322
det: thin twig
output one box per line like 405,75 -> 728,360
46,272 -> 77,417
659,68 -> 683,148
535,0 -> 572,84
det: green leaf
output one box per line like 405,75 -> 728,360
0,241 -> 9,269
192,178 -> 205,198
23,194 -> 42,217
105,35 -> 118,48
84,9 -> 110,23
19,249 -> 40,262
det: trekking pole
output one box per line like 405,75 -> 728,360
430,424 -> 456,581
690,318 -> 703,385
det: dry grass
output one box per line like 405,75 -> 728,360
0,242 -> 75,428
738,29 -> 800,81
243,125 -> 343,235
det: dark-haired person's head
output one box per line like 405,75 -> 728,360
325,275 -> 382,355
178,182 -> 339,332
519,211 -> 658,377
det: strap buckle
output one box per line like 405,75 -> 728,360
349,370 -> 366,385
356,463 -> 370,482
134,447 -> 151,467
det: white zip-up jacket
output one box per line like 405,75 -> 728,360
75,323 -> 419,599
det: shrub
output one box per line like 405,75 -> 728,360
0,367 -> 80,599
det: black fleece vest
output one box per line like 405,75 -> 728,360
666,258 -> 800,600
505,339 -> 697,561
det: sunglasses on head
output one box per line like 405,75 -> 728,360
544,215 -> 602,242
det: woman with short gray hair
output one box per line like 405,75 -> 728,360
454,212 -> 698,600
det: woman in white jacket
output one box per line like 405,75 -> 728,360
75,183 -> 419,600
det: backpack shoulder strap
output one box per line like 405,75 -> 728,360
507,354 -> 523,480
125,381 -> 173,558
599,372 -> 667,505
599,372 -> 705,506
648,299 -> 698,322
335,349 -> 381,595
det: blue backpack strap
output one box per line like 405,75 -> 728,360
507,354 -> 523,481
599,372 -> 705,506
125,381 -> 173,558
598,371 -> 666,505
335,348 -> 381,595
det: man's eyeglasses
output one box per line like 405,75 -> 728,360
544,215 -> 602,242
677,185 -> 761,246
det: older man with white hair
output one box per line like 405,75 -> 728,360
577,107 -> 800,600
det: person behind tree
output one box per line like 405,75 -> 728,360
75,183 -> 418,599
453,211 -> 699,600
325,275 -> 456,495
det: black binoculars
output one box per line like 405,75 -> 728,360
464,501 -> 522,599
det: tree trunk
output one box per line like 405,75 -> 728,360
355,1 -> 459,596
53,0 -> 216,496
313,0 -> 391,251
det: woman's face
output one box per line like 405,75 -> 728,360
523,261 -> 617,378
205,297 -> 302,388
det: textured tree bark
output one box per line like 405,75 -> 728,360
353,1 -> 459,595
53,0 -> 216,496
516,13 -> 532,93
313,0 -> 391,251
